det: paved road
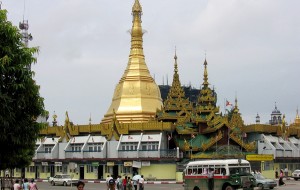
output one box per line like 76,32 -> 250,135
37,182 -> 183,190
37,179 -> 300,190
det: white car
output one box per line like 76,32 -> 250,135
292,169 -> 300,181
48,174 -> 78,186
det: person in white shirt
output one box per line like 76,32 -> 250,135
138,175 -> 144,190
106,175 -> 113,190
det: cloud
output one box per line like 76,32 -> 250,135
2,0 -> 299,125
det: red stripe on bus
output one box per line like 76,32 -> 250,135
185,175 -> 229,179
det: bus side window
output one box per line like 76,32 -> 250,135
188,169 -> 192,175
215,168 -> 220,175
197,168 -> 202,175
221,168 -> 226,175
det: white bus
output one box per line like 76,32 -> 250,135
183,159 -> 256,190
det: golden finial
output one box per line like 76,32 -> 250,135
174,47 -> 178,74
202,57 -> 209,87
89,113 -> 92,125
234,94 -> 239,113
65,111 -> 69,122
52,111 -> 57,121
132,0 -> 142,12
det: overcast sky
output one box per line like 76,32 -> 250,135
2,0 -> 300,126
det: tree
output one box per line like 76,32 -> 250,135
0,9 -> 45,170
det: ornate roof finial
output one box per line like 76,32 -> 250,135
174,47 -> 178,74
52,111 -> 58,126
128,0 -> 145,59
89,113 -> 92,125
132,0 -> 142,12
296,106 -> 300,119
202,58 -> 209,87
234,93 -> 239,113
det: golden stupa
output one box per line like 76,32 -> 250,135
101,0 -> 162,124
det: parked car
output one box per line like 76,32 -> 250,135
48,174 -> 78,186
253,173 -> 277,189
292,169 -> 300,181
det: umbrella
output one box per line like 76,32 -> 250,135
132,175 -> 141,181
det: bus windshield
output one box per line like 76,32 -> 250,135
229,166 -> 251,175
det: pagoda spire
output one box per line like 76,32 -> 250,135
168,49 -> 185,98
196,58 -> 218,114
102,0 -> 162,124
233,95 -> 240,113
202,59 -> 209,87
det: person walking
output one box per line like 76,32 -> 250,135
127,177 -> 132,190
138,175 -> 144,190
123,176 -> 128,190
275,168 -> 278,179
29,179 -> 38,190
279,169 -> 286,186
132,178 -> 138,190
108,177 -> 116,190
22,178 -> 29,190
106,175 -> 113,190
13,179 -> 21,190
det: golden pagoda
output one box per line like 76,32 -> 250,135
101,0 -> 162,124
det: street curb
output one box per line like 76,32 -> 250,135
36,179 -> 183,184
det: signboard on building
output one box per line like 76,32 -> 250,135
142,161 -> 150,166
92,162 -> 99,167
41,162 -> 48,166
69,162 -> 76,170
132,161 -> 141,168
246,154 -> 273,161
55,162 -> 62,166
124,162 -> 133,167
107,162 -> 114,166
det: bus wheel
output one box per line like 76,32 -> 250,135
225,186 -> 235,190
193,186 -> 200,190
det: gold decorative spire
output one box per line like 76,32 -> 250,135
202,59 -> 209,87
197,58 -> 218,114
233,94 -> 239,113
132,0 -> 142,12
295,107 -> 300,124
101,0 -> 162,124
168,49 -> 185,98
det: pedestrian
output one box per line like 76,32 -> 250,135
279,169 -> 285,186
117,175 -> 123,190
284,167 -> 289,179
108,177 -> 116,190
106,175 -> 113,190
22,178 -> 29,190
133,178 -> 138,190
207,168 -> 214,190
13,179 -> 21,190
275,168 -> 278,179
76,181 -> 85,190
29,178 -> 38,190
127,177 -> 132,190
138,175 -> 144,190
123,176 -> 128,190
